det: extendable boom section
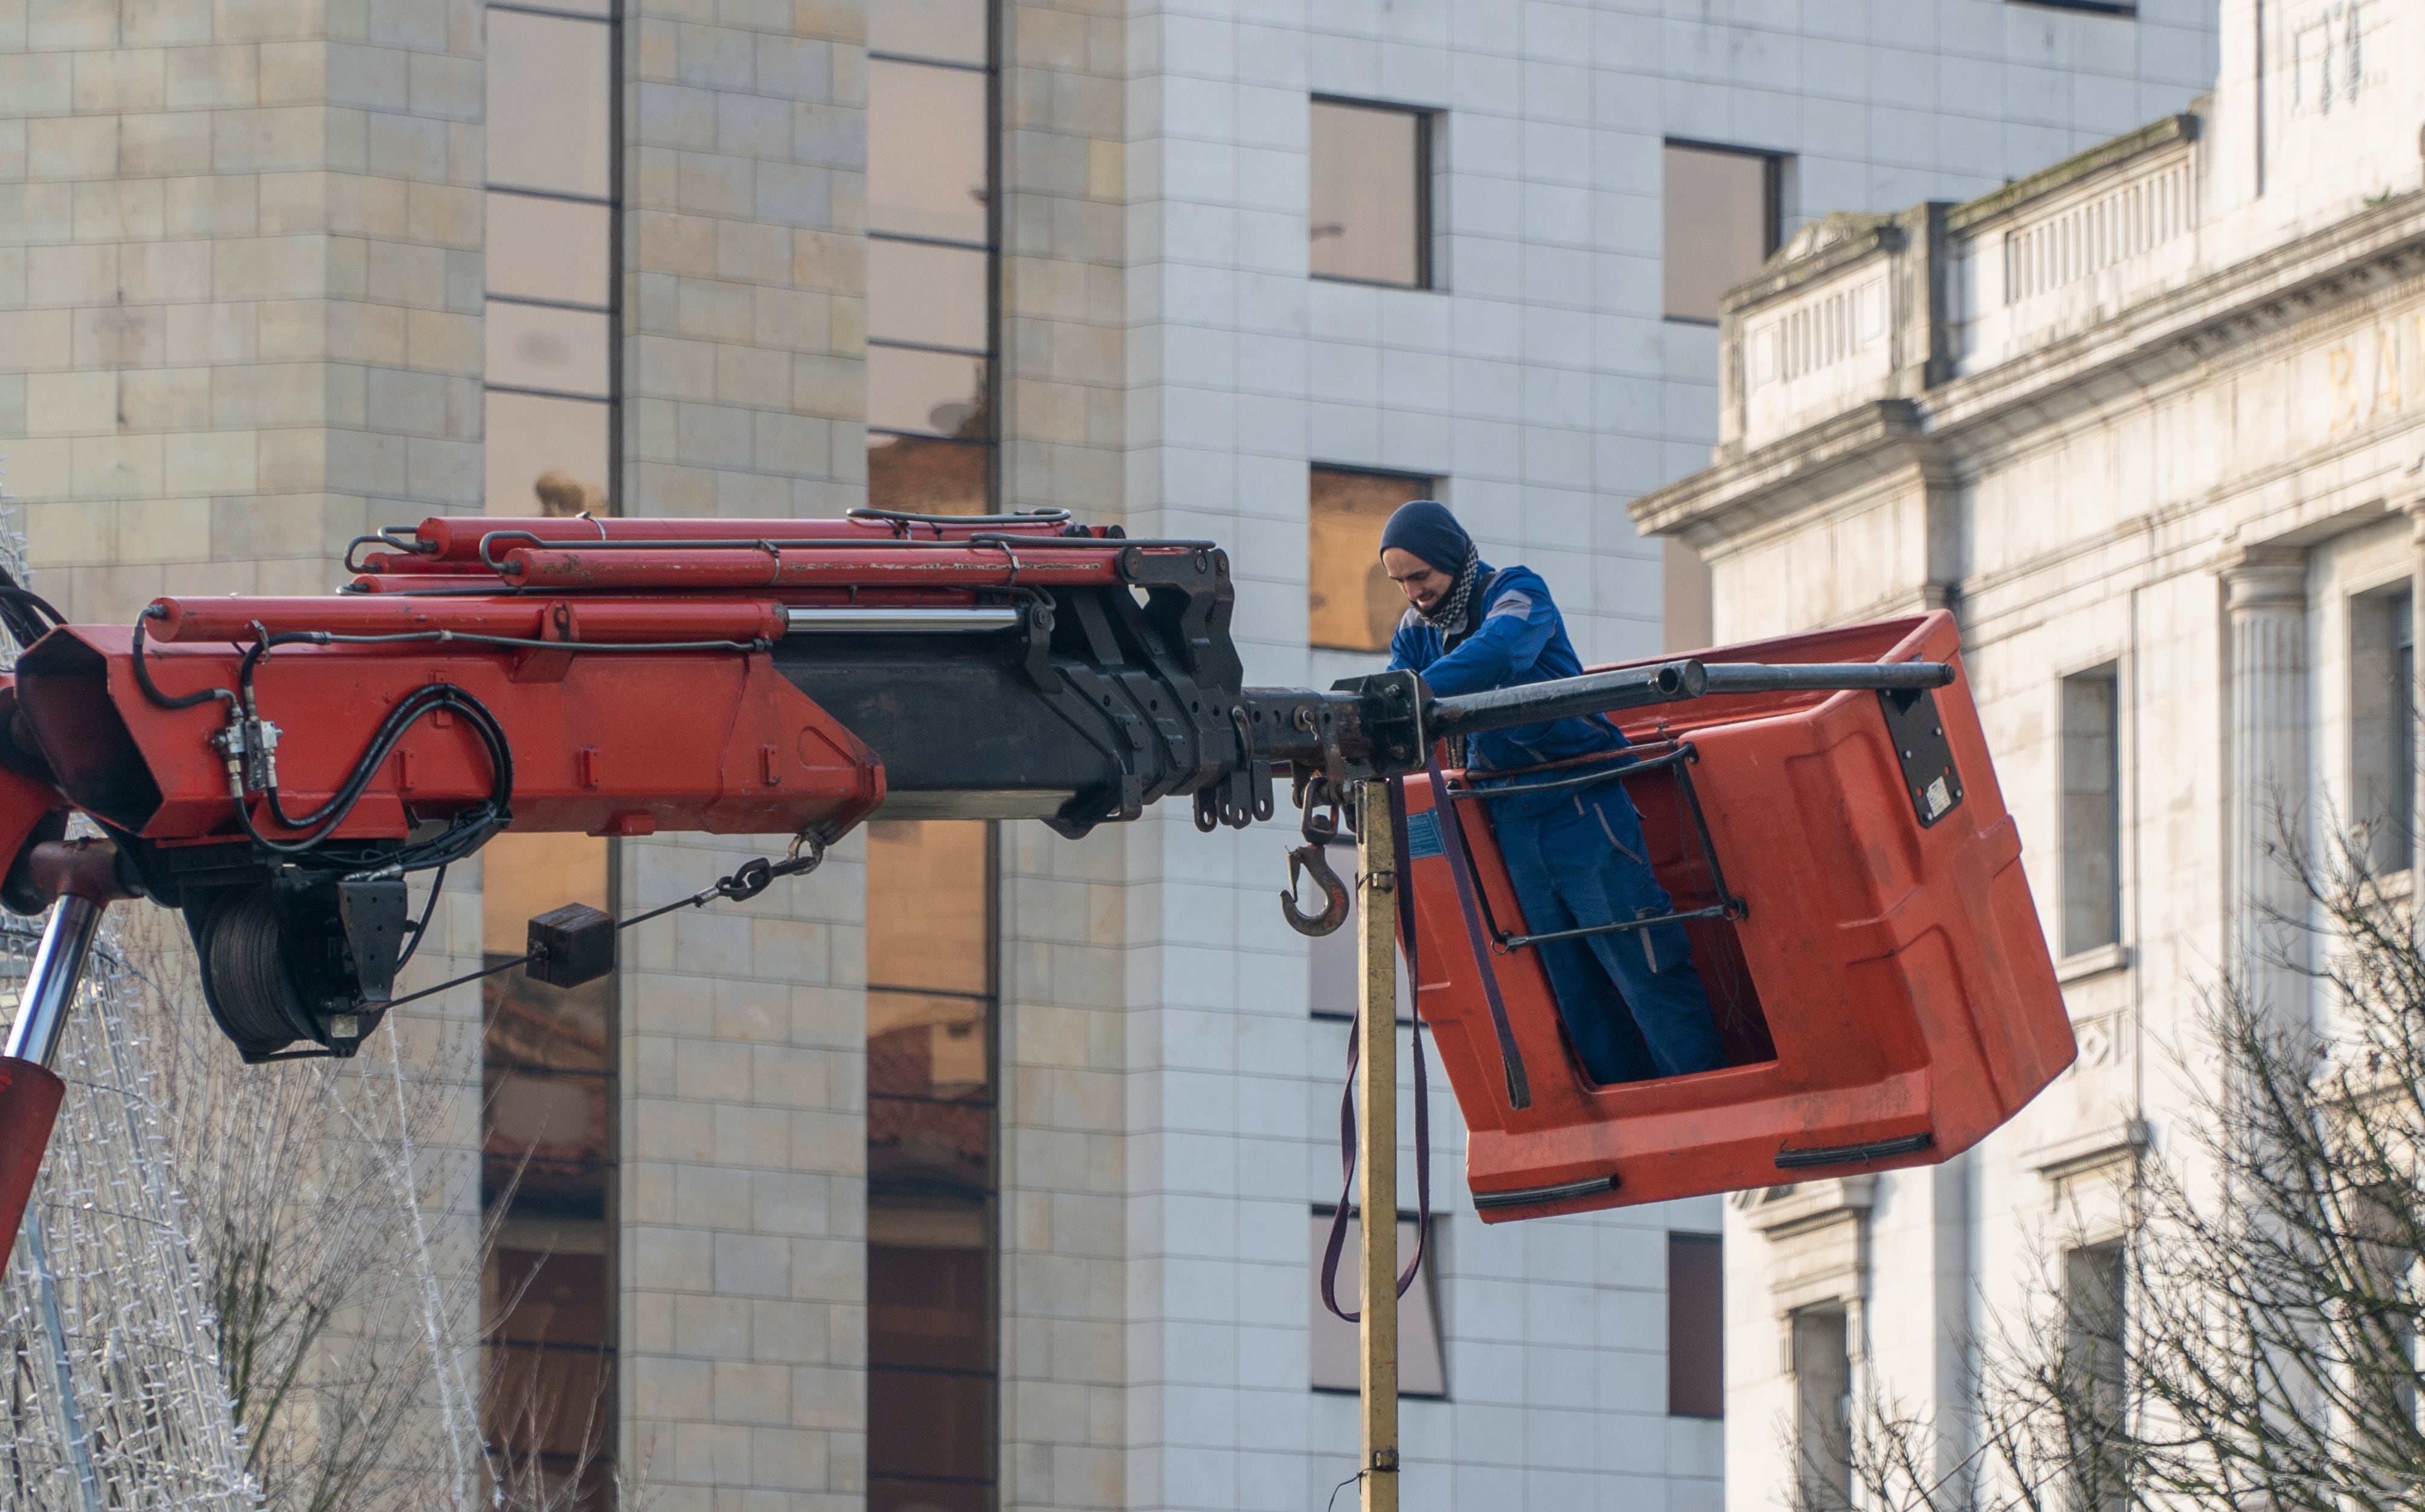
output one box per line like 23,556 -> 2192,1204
0,508 -> 1958,1261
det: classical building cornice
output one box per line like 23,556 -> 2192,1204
1631,176 -> 2425,553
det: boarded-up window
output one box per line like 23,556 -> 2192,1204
1309,1212 -> 1445,1397
1668,1232 -> 1723,1417
1310,467 -> 1435,653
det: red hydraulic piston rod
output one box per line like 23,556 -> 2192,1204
496,544 -> 1132,592
146,595 -> 790,645
408,511 -> 1087,566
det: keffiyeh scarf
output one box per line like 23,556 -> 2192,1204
1418,546 -> 1483,639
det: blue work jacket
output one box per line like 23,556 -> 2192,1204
1386,562 -> 1628,818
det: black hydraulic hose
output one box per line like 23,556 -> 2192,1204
239,679 -> 515,855
131,613 -> 238,710
0,581 -> 63,652
1427,658 -> 1955,738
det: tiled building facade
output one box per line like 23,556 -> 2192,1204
0,0 -> 2217,1507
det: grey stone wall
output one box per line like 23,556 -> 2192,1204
1,0 -> 486,617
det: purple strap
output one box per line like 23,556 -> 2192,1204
1318,777 -> 1434,1324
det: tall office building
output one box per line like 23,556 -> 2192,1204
0,0 -> 2213,1505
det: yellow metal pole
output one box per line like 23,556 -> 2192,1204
1357,777 -> 1400,1512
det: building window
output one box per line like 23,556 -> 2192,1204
1791,1304 -> 1853,1511
481,831 -> 616,1505
2351,587 -> 2415,876
867,0 -> 994,515
1663,541 -> 1714,653
2062,1241 -> 2128,1512
867,819 -> 998,1512
1309,466 -> 1435,653
484,0 -> 617,516
1308,1210 -> 1445,1397
2011,0 -> 2134,14
1662,141 -> 1781,325
1309,98 -> 1433,289
2061,666 -> 2122,957
1668,1232 -> 1723,1418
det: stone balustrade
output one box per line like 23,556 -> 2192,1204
1715,115 -> 2208,457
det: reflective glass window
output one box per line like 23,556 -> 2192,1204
485,1250 -> 612,1461
487,11 -> 612,199
869,0 -> 985,64
480,832 -> 615,1504
868,345 -> 988,439
868,239 -> 989,352
1662,143 -> 1779,323
487,301 -> 613,398
481,832 -> 612,1208
485,390 -> 609,515
487,192 -> 612,307
1308,1212 -> 1445,1395
867,819 -> 991,995
1309,466 -> 1433,652
1309,99 -> 1428,287
868,991 -> 989,1101
867,821 -> 997,1512
868,59 -> 989,244
867,435 -> 988,515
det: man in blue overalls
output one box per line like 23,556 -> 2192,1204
1380,500 -> 1723,1084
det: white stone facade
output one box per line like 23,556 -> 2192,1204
0,0 -> 2227,1508
1630,4 -> 2425,1507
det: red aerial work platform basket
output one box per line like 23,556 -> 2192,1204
1399,610 -> 2072,1221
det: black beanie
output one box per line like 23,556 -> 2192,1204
1377,499 -> 1470,575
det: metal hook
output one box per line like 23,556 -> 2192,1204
1280,842 -> 1351,937
1280,775 -> 1350,935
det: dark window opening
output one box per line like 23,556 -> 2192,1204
2009,0 -> 2134,15
1668,1232 -> 1723,1418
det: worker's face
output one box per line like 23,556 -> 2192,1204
1383,547 -> 1455,613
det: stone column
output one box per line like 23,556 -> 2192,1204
2221,543 -> 2309,1021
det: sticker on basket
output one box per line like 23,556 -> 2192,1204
1404,809 -> 1444,859
1922,776 -> 1954,822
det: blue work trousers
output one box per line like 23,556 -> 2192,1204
1491,784 -> 1723,1085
